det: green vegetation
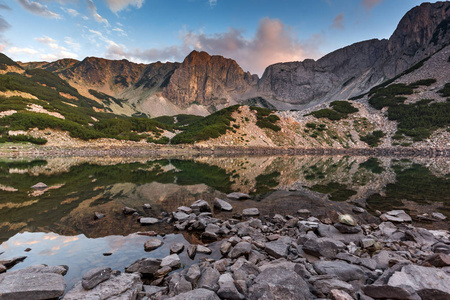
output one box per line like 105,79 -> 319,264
147,136 -> 170,144
439,83 -> 450,97
251,106 -> 281,132
153,114 -> 204,127
0,134 -> 47,145
359,157 -> 384,174
0,53 -> 21,70
360,130 -> 385,147
310,182 -> 357,202
88,89 -> 125,108
253,171 -> 280,194
368,83 -> 413,109
242,97 -> 276,109
308,100 -> 358,121
171,105 -> 240,144
410,78 -> 436,87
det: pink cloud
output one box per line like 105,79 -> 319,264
361,0 -> 382,11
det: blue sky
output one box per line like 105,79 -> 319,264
0,0 -> 434,75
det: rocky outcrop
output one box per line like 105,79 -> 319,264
162,50 -> 257,108
257,1 -> 450,105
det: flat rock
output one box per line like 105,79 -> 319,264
166,288 -> 220,300
144,238 -> 163,251
177,206 -> 193,213
64,273 -> 142,300
227,192 -> 250,200
143,285 -> 167,297
313,260 -> 366,282
197,245 -> 212,254
125,258 -> 161,275
0,272 -> 66,300
242,208 -> 259,216
214,198 -> 233,211
380,210 -> 412,223
431,212 -> 447,220
334,223 -> 361,234
173,211 -> 190,222
317,224 -> 365,244
303,237 -> 345,259
139,217 -> 159,225
82,267 -> 111,290
31,182 -> 47,189
265,240 -> 289,258
190,200 -> 211,212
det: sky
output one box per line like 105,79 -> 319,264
0,0 -> 437,75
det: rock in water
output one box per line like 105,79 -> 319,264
170,243 -> 185,254
125,258 -> 161,276
214,198 -> 233,211
338,214 -> 356,226
227,192 -> 251,200
161,254 -> 181,269
144,238 -> 163,251
81,267 -> 111,290
31,182 -> 47,189
187,244 -> 197,259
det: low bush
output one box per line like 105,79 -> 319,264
330,101 -> 359,114
308,109 -> 343,121
360,130 -> 385,147
439,83 -> 450,97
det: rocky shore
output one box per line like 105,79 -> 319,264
0,195 -> 449,299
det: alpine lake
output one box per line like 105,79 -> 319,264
0,154 -> 448,290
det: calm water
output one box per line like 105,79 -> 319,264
0,155 -> 448,289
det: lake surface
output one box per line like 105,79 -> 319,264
0,155 -> 448,289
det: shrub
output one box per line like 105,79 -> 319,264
360,130 -> 385,147
410,78 -> 436,87
0,134 -> 48,145
308,109 -> 343,120
330,101 -> 359,114
439,83 -> 450,97
306,123 -> 316,129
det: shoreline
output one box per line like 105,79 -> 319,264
1,144 -> 450,158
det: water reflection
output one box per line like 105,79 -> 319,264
0,155 -> 448,243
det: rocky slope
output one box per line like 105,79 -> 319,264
258,1 -> 450,107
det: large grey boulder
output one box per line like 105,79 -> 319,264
229,242 -> 252,259
302,237 -> 345,259
64,272 -> 142,300
247,265 -> 312,300
0,269 -> 66,300
313,260 -> 366,282
144,238 -> 163,251
317,224 -> 365,244
217,273 -> 244,300
168,273 -> 192,296
167,288 -> 220,300
82,267 -> 112,290
125,258 -> 161,275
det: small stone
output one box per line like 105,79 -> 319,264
265,240 -> 289,258
352,207 -> 365,214
155,265 -> 171,277
0,264 -> 6,273
338,214 -> 356,226
170,243 -> 185,254
220,241 -> 232,255
31,182 -> 47,189
143,203 -> 152,209
82,267 -> 111,290
214,198 -> 233,211
297,209 -> 311,214
227,192 -> 250,200
144,238 -> 163,251
139,217 -> 159,225
201,232 -> 218,241
242,208 -> 259,216
185,264 -> 201,285
330,289 -> 354,300
123,206 -> 137,215
24,248 -> 31,252
173,211 -> 190,222
177,206 -> 193,214
214,259 -> 229,272
361,238 -> 376,248
94,212 -> 105,220
334,223 -> 361,234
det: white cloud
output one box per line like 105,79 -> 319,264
65,8 -> 79,17
89,29 -> 119,47
35,35 -> 79,61
16,0 -> 61,19
7,46 -> 39,55
104,0 -> 144,13
64,36 -> 80,52
86,0 -> 109,26
208,0 -> 217,7
113,27 -> 127,36
106,18 -> 322,76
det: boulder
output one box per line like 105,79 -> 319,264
227,192 -> 250,200
81,267 -> 111,290
313,277 -> 355,298
166,288 -> 220,300
94,212 -> 105,220
170,243 -> 185,254
139,217 -> 159,225
317,224 -> 365,244
185,264 -> 201,285
217,273 -> 244,300
229,242 -> 252,259
31,182 -> 47,189
424,253 -> 450,267
173,211 -> 190,222
190,200 -> 211,212
431,212 -> 447,220
187,244 -> 197,259
177,206 -> 193,214
64,272 -> 142,300
313,260 -> 366,282
380,210 -> 412,223
334,223 -> 361,234
0,266 -> 66,300
197,267 -> 220,292
214,198 -> 233,211
161,254 -> 181,269
248,265 -> 311,300
168,273 -> 192,296
265,240 -> 289,258
242,208 -> 259,216
125,258 -> 161,275
144,238 -> 163,251
302,237 -> 345,259
197,245 -> 212,254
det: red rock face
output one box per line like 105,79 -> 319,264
162,51 -> 256,108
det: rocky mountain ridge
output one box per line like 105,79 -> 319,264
1,1 -> 450,117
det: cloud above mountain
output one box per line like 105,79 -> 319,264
16,0 -> 61,19
106,18 -> 322,75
